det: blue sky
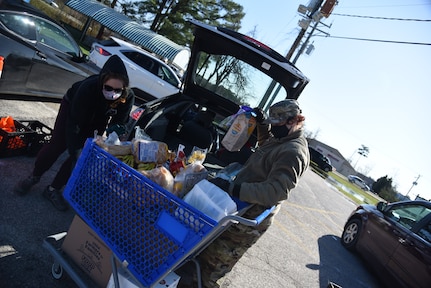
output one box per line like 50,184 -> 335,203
234,0 -> 431,200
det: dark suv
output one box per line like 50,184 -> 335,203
308,147 -> 332,172
128,19 -> 309,166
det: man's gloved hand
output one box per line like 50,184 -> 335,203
252,107 -> 266,124
208,177 -> 231,193
106,124 -> 126,136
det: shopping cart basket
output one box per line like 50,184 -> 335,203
43,139 -> 275,288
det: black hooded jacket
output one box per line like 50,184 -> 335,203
64,55 -> 135,154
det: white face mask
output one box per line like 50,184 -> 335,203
102,89 -> 122,100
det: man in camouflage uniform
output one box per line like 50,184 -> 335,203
177,99 -> 310,287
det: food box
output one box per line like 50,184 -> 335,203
62,215 -> 113,288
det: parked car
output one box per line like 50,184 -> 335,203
124,19 -> 308,166
348,175 -> 370,191
341,200 -> 431,288
309,147 -> 333,172
42,0 -> 59,9
0,3 -> 100,100
89,37 -> 182,102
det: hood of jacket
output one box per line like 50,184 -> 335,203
99,55 -> 129,87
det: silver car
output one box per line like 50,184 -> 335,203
348,175 -> 370,191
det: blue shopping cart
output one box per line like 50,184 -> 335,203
43,139 -> 275,288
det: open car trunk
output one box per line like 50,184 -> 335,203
130,19 -> 309,167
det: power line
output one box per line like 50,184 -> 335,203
332,13 -> 431,22
338,3 -> 431,9
315,34 -> 431,46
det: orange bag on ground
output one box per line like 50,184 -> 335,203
0,116 -> 16,142
0,116 -> 16,132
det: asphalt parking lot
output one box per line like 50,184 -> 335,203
0,99 -> 382,288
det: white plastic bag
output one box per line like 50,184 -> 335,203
183,179 -> 237,222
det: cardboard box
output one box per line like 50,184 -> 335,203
62,215 -> 113,288
106,268 -> 181,288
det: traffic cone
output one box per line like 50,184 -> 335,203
0,56 -> 4,79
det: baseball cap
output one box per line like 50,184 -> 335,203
263,99 -> 302,124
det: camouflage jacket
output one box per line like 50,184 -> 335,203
233,124 -> 310,207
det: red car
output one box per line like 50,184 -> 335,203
341,200 -> 431,288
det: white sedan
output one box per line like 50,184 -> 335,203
89,37 -> 181,101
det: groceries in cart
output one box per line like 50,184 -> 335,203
93,127 -> 216,199
43,139 -> 274,288
93,127 -> 240,222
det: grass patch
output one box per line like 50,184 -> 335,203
309,167 -> 380,206
329,172 -> 380,205
80,46 -> 90,55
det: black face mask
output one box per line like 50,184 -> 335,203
271,124 -> 290,138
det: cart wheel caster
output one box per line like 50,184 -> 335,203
51,262 -> 63,279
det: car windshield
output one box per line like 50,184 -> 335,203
194,52 -> 288,109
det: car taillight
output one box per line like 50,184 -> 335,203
94,45 -> 111,56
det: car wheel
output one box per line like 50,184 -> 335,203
341,218 -> 361,250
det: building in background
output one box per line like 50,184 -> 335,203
307,138 -> 375,187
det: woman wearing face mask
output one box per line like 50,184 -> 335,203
14,55 -> 135,211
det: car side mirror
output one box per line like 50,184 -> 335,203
376,201 -> 387,212
71,50 -> 89,63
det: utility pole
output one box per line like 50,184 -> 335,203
406,175 -> 421,197
259,0 -> 338,110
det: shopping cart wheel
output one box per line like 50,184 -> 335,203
51,262 -> 64,279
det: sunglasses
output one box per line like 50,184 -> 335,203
103,85 -> 123,94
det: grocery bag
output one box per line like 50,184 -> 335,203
221,112 -> 256,152
183,179 -> 237,221
0,116 -> 16,133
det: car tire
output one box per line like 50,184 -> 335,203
341,218 -> 361,251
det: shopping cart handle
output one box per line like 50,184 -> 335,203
221,205 -> 276,227
254,205 -> 276,225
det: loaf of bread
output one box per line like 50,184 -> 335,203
140,166 -> 174,192
94,136 -> 132,156
132,139 -> 169,164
